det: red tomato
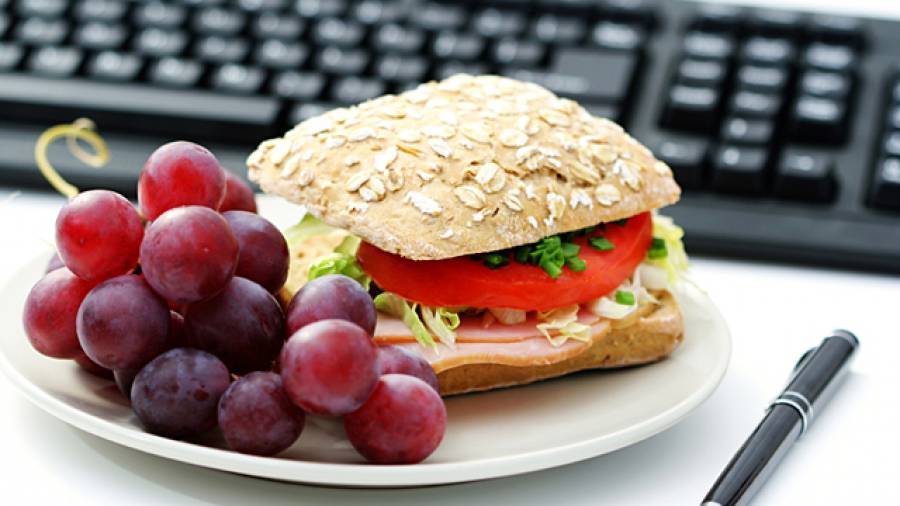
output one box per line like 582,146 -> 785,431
357,212 -> 653,311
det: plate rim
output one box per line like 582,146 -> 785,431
1,256 -> 731,487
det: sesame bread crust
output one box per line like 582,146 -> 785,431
249,74 -> 681,260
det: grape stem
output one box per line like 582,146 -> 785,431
34,118 -> 109,198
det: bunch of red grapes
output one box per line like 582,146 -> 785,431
23,141 -> 446,464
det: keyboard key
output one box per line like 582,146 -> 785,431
473,8 -> 527,38
194,7 -> 247,36
352,0 -> 404,25
0,74 -> 279,141
747,9 -> 804,35
253,13 -> 305,40
195,36 -> 249,64
315,46 -> 369,75
433,32 -> 485,61
17,0 -> 67,18
331,76 -> 386,104
16,17 -> 68,46
774,148 -> 835,202
884,132 -> 900,157
0,43 -> 24,71
211,64 -> 265,94
683,32 -> 734,60
0,14 -> 7,39
133,28 -> 188,57
75,0 -> 127,22
255,39 -> 309,69
730,90 -> 781,117
711,145 -> 768,195
592,22 -> 645,51
492,38 -> 545,68
653,138 -> 708,189
741,37 -> 796,65
789,96 -> 846,143
799,70 -> 851,99
295,0 -> 346,19
692,3 -> 743,31
887,106 -> 900,131
290,101 -> 339,125
810,14 -> 864,46
410,2 -> 467,32
661,85 -> 720,132
536,0 -> 596,14
313,18 -> 365,47
373,24 -> 425,54
149,57 -> 204,88
720,117 -> 773,145
271,70 -> 325,100
87,50 -> 142,81
736,65 -> 788,92
435,62 -> 489,80
375,54 -> 428,82
133,2 -> 187,28
28,46 -> 83,77
676,59 -> 726,87
237,0 -> 287,12
871,158 -> 900,210
803,43 -> 854,72
604,0 -> 656,26
549,48 -> 637,102
73,22 -> 128,51
532,14 -> 587,45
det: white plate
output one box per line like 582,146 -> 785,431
0,256 -> 730,487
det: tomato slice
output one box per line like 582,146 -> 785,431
357,212 -> 653,311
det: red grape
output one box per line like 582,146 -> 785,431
140,206 -> 238,304
223,211 -> 288,293
217,372 -> 305,456
185,277 -> 285,374
114,311 -> 187,399
377,345 -> 439,392
286,275 -> 376,336
77,274 -> 170,370
73,351 -> 114,380
55,190 -> 144,281
219,172 -> 257,213
45,253 -> 64,273
138,141 -> 226,221
280,319 -> 379,416
23,268 -> 96,359
344,374 -> 446,464
131,348 -> 231,439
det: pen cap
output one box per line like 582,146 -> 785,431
783,329 -> 858,423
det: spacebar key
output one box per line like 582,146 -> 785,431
0,74 -> 280,142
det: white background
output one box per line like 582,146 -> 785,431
2,0 -> 900,504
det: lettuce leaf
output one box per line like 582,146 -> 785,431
421,306 -> 460,348
290,215 -> 371,289
284,213 -> 335,248
535,305 -> 592,347
307,252 -> 371,289
648,213 -> 689,284
373,293 -> 436,350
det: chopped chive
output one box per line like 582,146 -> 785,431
514,246 -> 530,263
615,290 -> 635,305
648,237 -> 668,259
540,258 -> 562,279
482,253 -> 509,269
560,242 -> 580,258
588,236 -> 615,251
566,256 -> 586,272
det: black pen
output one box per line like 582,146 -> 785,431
701,329 -> 859,506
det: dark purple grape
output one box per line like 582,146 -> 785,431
45,252 -> 64,273
114,368 -> 139,399
217,372 -> 305,456
344,374 -> 446,464
114,310 -> 188,400
218,172 -> 257,213
73,351 -> 113,380
131,348 -> 231,439
280,319 -> 379,416
286,275 -> 376,336
140,206 -> 238,305
56,190 -> 144,281
23,268 -> 97,359
138,141 -> 225,221
377,345 -> 439,392
76,274 -> 170,371
185,277 -> 284,374
223,211 -> 288,293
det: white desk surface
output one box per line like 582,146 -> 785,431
2,1 -> 900,504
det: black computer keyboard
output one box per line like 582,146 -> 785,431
0,0 -> 899,272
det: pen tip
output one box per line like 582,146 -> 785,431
831,329 -> 859,348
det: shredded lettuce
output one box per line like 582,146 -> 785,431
306,234 -> 371,289
421,306 -> 460,348
284,213 -> 335,249
648,213 -> 689,284
535,305 -> 592,347
374,293 -> 436,350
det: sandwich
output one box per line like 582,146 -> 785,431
247,74 -> 689,396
